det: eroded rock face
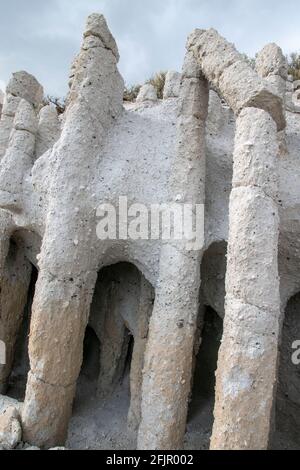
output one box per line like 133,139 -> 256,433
255,43 -> 288,79
36,105 -> 61,158
136,83 -> 158,102
0,72 -> 43,161
6,72 -> 43,109
256,43 -> 287,106
0,12 -> 299,452
187,28 -> 286,130
0,90 -> 4,116
163,71 -> 181,98
0,395 -> 23,415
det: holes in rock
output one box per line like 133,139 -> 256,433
6,238 -> 18,263
200,241 -> 227,318
7,264 -> 38,400
186,307 -> 223,450
81,326 -> 101,383
271,292 -> 300,449
122,331 -> 134,379
72,325 -> 101,416
183,241 -> 226,449
68,262 -> 154,450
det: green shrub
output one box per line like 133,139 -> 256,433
43,95 -> 66,114
146,71 -> 167,99
123,84 -> 141,102
287,52 -> 300,80
241,53 -> 255,69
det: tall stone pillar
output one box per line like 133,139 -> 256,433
22,267 -> 97,448
0,98 -> 39,391
0,72 -> 43,161
188,28 -> 286,131
22,13 -> 124,448
128,277 -> 154,432
211,107 -> 281,449
255,43 -> 288,102
255,43 -> 288,153
0,99 -> 38,211
0,235 -> 31,393
137,51 -> 208,449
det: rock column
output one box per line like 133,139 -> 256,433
255,43 -> 288,102
255,43 -> 288,151
188,28 -> 285,131
22,13 -> 124,448
128,278 -> 154,432
0,237 -> 31,393
0,99 -> 38,211
0,72 -> 43,161
210,107 -> 281,449
186,27 -> 283,450
0,94 -> 40,391
137,51 -> 208,449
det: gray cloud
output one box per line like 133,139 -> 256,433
0,0 -> 299,96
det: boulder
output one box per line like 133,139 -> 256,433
136,84 -> 158,103
0,406 -> 22,450
163,71 -> 181,98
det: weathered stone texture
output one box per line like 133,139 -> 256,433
0,406 -> 22,449
136,84 -> 158,102
0,12 -> 298,452
211,108 -> 281,450
36,105 -> 61,158
163,71 -> 181,98
137,51 -> 208,450
187,28 -> 286,130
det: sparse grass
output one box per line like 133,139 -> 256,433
287,52 -> 300,80
123,71 -> 167,102
241,53 -> 255,69
42,52 -> 300,111
43,95 -> 66,114
146,71 -> 167,99
123,84 -> 141,102
242,51 -> 300,81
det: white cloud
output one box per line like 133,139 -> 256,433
0,80 -> 6,92
0,0 -> 299,96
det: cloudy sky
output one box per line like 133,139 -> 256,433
0,0 -> 299,96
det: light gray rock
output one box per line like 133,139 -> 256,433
0,395 -> 23,415
0,11 -> 299,453
0,90 -> 4,116
136,84 -> 158,103
293,89 -> 300,104
256,44 -> 288,104
6,71 -> 43,109
138,46 -> 209,450
0,72 -> 43,161
0,406 -> 22,450
49,446 -> 66,450
84,13 -> 119,60
187,28 -> 286,130
255,43 -> 288,79
36,105 -> 61,158
293,80 -> 300,91
163,71 -> 181,98
211,107 -> 280,450
0,99 -> 38,211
